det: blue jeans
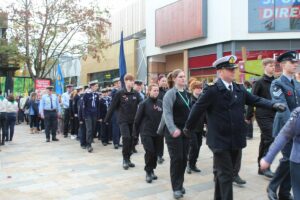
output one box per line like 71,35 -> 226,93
6,113 -> 16,141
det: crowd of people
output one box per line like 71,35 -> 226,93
0,51 -> 300,200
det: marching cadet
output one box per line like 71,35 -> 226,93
246,58 -> 276,178
267,51 -> 300,200
73,86 -> 84,140
82,80 -> 100,153
105,74 -> 142,170
186,80 -> 204,174
132,80 -> 146,153
78,86 -> 87,149
261,106 -> 300,200
99,88 -> 112,146
111,77 -> 122,149
183,55 -> 286,200
134,83 -> 163,183
39,86 -> 61,142
62,84 -> 73,138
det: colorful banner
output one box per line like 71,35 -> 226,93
0,77 -> 34,97
35,79 -> 51,98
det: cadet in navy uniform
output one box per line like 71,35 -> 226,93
111,77 -> 122,149
39,86 -> 61,142
78,86 -> 87,149
99,88 -> 112,146
261,107 -> 300,200
183,55 -> 286,200
267,51 -> 300,200
132,80 -> 146,153
82,80 -> 100,153
72,86 -> 83,140
105,74 -> 142,170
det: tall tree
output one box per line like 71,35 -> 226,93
5,0 -> 110,79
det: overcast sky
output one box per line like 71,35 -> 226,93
0,0 -> 135,12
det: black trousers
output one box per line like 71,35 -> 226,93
0,112 -> 6,144
112,112 -> 121,145
269,141 -> 292,197
141,135 -> 160,172
233,149 -> 242,178
119,123 -> 134,161
85,115 -> 97,147
79,122 -> 87,147
73,116 -> 79,136
213,149 -> 240,200
63,108 -> 70,136
256,117 -> 274,168
101,121 -> 111,143
188,131 -> 203,167
165,133 -> 189,191
157,135 -> 164,158
290,161 -> 300,200
44,110 -> 58,140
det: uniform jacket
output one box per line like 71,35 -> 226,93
73,94 -> 80,116
264,107 -> 300,164
134,97 -> 163,137
105,88 -> 142,124
99,96 -> 112,120
185,78 -> 274,150
270,75 -> 300,136
82,90 -> 100,119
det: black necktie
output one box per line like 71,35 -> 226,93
228,85 -> 233,92
291,79 -> 295,87
50,95 -> 53,109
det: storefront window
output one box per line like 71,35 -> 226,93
249,0 -> 300,32
90,69 -> 119,88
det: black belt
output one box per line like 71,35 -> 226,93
44,109 -> 56,112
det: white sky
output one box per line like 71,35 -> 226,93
0,0 -> 135,12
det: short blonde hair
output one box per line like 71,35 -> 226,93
262,58 -> 275,66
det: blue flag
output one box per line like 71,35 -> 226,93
55,64 -> 64,95
119,31 -> 127,88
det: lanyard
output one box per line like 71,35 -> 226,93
178,91 -> 190,110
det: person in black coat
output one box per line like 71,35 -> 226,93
184,55 -> 286,200
157,74 -> 168,164
186,80 -> 205,174
134,83 -> 163,183
246,58 -> 276,179
105,74 -> 143,170
72,86 -> 83,140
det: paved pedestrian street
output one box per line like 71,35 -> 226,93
0,123 -> 279,200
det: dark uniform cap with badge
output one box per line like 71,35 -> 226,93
276,51 -> 299,63
212,55 -> 238,70
134,80 -> 143,85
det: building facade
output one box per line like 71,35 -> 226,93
146,0 -> 300,82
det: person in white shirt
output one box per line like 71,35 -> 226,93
5,94 -> 19,141
0,90 -> 7,145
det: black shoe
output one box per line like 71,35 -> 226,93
102,142 -> 107,146
233,175 -> 246,185
52,138 -> 59,141
267,187 -> 278,200
107,142 -> 112,145
146,172 -> 152,183
186,166 -> 192,174
87,146 -> 93,153
114,144 -> 119,149
279,194 -> 294,200
128,160 -> 135,168
123,160 -> 129,170
173,191 -> 183,199
259,169 -> 274,178
157,156 -> 165,164
46,138 -> 50,142
190,166 -> 201,173
181,187 -> 186,195
118,144 -> 123,147
81,145 -> 87,149
151,171 -> 158,180
64,135 -> 68,138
